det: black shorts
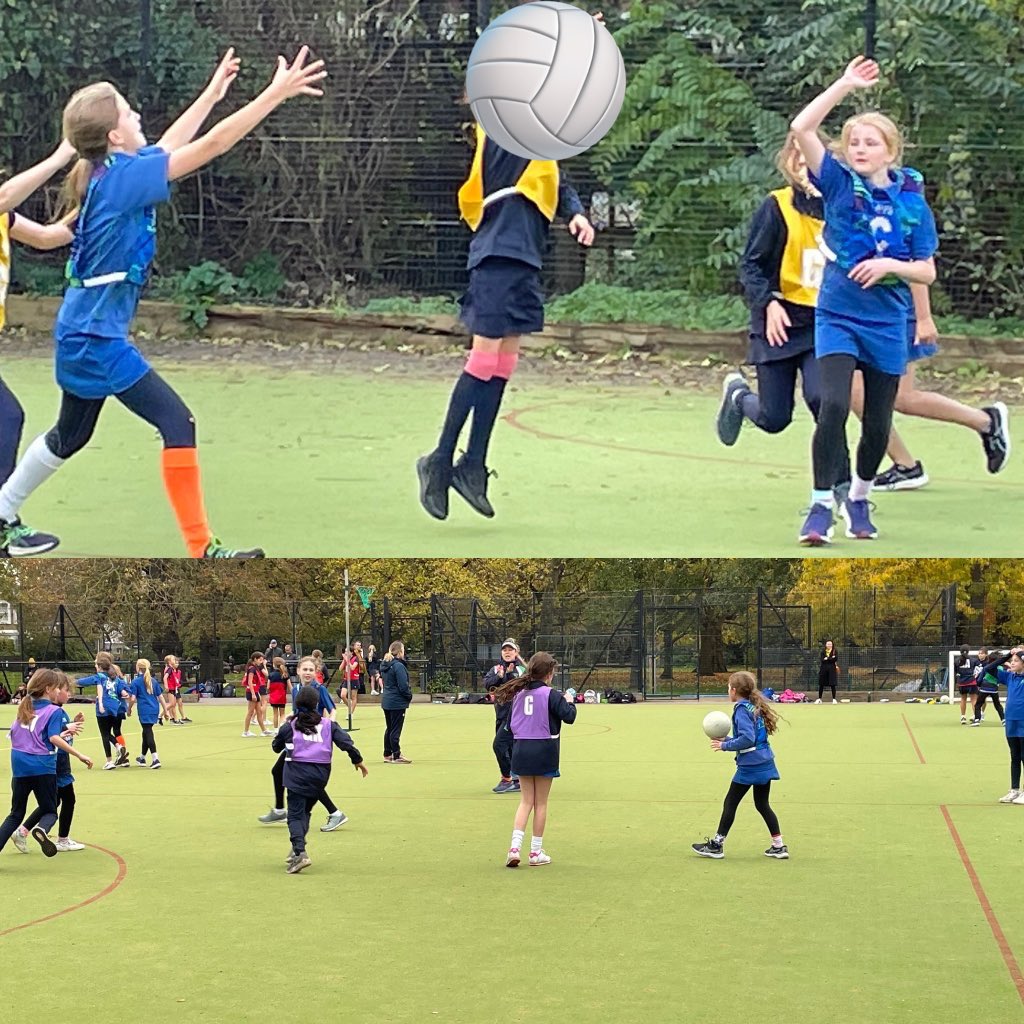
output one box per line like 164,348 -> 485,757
246,689 -> 266,702
459,256 -> 544,339
959,684 -> 979,695
342,679 -> 366,695
511,737 -> 560,778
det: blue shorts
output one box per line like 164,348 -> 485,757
459,257 -> 544,339
56,334 -> 151,399
814,308 -> 907,377
733,762 -> 780,786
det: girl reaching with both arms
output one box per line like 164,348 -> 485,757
0,46 -> 327,558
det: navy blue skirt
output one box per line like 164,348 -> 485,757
459,256 -> 544,340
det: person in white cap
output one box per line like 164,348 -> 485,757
484,639 -> 526,793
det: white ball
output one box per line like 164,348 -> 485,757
466,1 -> 626,161
702,711 -> 732,740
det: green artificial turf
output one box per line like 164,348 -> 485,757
1,701 -> 1021,1023
0,355 -> 1020,557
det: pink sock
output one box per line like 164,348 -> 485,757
495,350 -> 519,380
465,349 -> 500,381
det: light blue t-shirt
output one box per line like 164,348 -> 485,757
55,145 -> 170,398
129,675 -> 164,725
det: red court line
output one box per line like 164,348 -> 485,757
941,805 -> 1024,1004
901,714 -> 926,764
0,843 -> 127,939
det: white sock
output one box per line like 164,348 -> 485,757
772,834 -> 784,848
810,489 -> 834,509
0,435 -> 65,522
510,829 -> 524,850
714,833 -> 726,845
531,835 -> 543,854
849,475 -> 873,502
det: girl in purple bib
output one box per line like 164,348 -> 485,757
270,685 -> 367,875
0,669 -> 93,858
494,652 -> 576,868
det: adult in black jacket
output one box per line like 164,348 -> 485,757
816,639 -> 840,703
484,638 -> 526,794
381,641 -> 413,764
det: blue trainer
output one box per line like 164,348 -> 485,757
842,498 -> 878,539
798,503 -> 834,546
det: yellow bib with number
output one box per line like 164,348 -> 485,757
458,124 -> 559,231
770,187 -> 824,307
0,212 -> 10,330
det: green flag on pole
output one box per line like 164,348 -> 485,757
356,586 -> 375,610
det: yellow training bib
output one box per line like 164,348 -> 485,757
770,187 -> 824,307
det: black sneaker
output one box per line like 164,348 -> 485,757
416,452 -> 451,520
451,455 -> 496,518
764,845 -> 789,859
692,837 -> 724,859
203,538 -> 265,559
115,747 -> 130,767
873,461 -> 929,491
715,372 -> 750,446
980,403 -> 1010,474
0,517 -> 60,557
31,826 -> 58,858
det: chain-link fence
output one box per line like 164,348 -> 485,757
1,582 -> 1007,699
4,1 -> 1022,319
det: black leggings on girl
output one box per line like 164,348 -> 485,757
271,751 -> 337,813
716,781 -> 781,838
812,354 -> 900,491
0,775 -> 58,850
1008,736 -> 1024,789
97,716 -> 120,759
25,782 -> 75,838
45,369 -> 196,459
975,693 -> 1004,723
0,376 -> 25,483
818,679 -> 837,700
140,723 -> 157,757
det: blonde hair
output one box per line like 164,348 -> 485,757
164,654 -> 178,669
388,641 -> 405,658
728,671 -> 780,735
17,668 -> 66,725
95,651 -> 115,673
60,81 -> 121,212
297,655 -> 317,671
836,111 -> 904,168
775,129 -> 828,192
136,657 -> 153,694
272,656 -> 288,678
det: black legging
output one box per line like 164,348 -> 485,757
25,781 -> 75,838
140,723 -> 157,757
0,775 -> 58,850
271,751 -> 337,814
493,725 -> 514,778
97,715 -> 121,759
1009,736 -> 1024,789
818,673 -> 837,700
975,692 -> 1004,723
44,369 -> 196,460
716,780 -> 781,838
0,375 -> 26,483
383,708 -> 406,758
812,354 -> 900,490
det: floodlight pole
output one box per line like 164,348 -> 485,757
864,0 -> 878,59
343,568 -> 357,731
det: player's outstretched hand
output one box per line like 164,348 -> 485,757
204,48 -> 241,103
710,739 -> 724,752
74,711 -> 85,723
841,56 -> 880,90
268,46 -> 328,101
355,762 -> 369,777
80,754 -> 94,769
569,214 -> 595,247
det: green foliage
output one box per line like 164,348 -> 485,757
356,295 -> 458,316
240,253 -> 285,302
10,253 -> 65,297
546,283 -> 746,330
426,669 -> 456,694
173,261 -> 239,329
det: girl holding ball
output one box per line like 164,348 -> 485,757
493,651 -> 576,867
692,671 -> 786,860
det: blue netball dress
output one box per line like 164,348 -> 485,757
809,151 -> 938,376
55,146 -> 169,398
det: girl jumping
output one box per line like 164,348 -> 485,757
790,56 -> 938,545
693,671 -> 787,860
0,47 -> 327,557
494,651 -> 576,867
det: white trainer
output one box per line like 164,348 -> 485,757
506,847 -> 521,868
529,850 -> 552,866
999,790 -> 1020,803
1013,791 -> 1024,805
12,828 -> 28,854
814,698 -> 822,704
55,838 -> 86,852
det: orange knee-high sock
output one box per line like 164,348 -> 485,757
161,447 -> 212,557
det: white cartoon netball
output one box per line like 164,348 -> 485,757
466,2 -> 626,161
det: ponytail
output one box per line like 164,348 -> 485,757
58,158 -> 92,219
136,658 -> 153,694
494,650 -> 553,705
293,685 -> 323,735
729,671 -> 780,736
16,668 -> 65,725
